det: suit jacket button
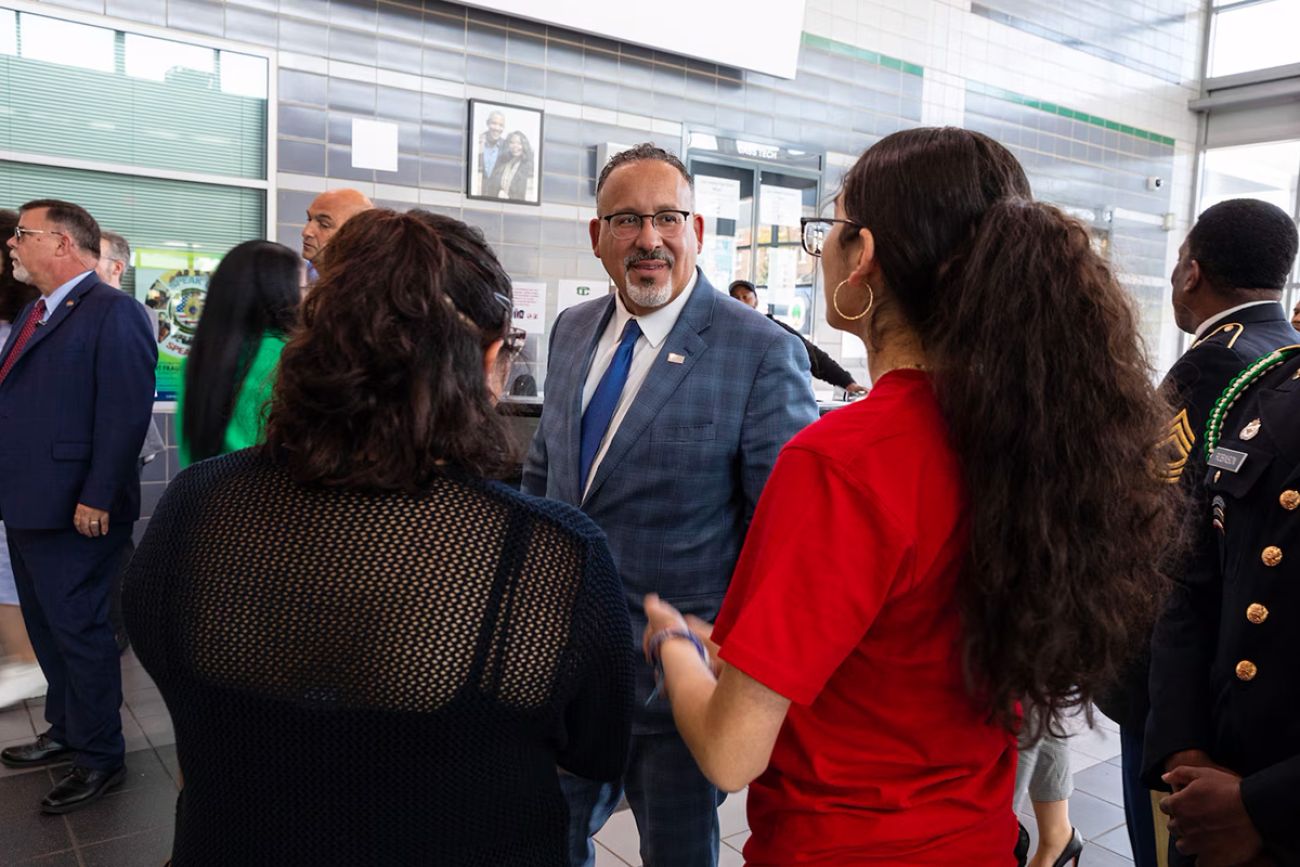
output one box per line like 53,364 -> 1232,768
1281,490 -> 1300,511
1262,546 -> 1283,567
1235,660 -> 1258,681
1246,603 -> 1269,625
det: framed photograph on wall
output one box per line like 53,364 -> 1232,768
466,99 -> 543,205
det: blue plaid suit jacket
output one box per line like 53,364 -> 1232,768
522,269 -> 819,731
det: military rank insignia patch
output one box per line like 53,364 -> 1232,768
1161,409 -> 1195,483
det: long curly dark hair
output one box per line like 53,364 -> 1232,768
264,208 -> 517,490
841,128 -> 1179,737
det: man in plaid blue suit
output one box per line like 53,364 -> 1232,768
522,144 -> 818,867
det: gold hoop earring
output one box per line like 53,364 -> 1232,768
833,279 -> 873,321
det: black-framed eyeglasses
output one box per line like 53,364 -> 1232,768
600,210 -> 691,241
799,217 -> 863,257
11,226 -> 66,244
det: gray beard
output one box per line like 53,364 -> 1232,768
11,261 -> 30,284
624,276 -> 673,309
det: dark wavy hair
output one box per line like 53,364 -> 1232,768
264,208 -> 517,490
0,209 -> 39,323
183,240 -> 301,463
841,128 -> 1178,737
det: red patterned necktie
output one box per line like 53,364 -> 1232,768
0,298 -> 47,387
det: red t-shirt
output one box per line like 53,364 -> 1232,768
712,370 -> 1017,866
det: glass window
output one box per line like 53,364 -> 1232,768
1199,140 -> 1300,212
1209,0 -> 1300,78
0,11 -> 268,179
0,10 -> 16,56
17,13 -> 114,73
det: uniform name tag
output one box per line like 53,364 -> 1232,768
1207,447 -> 1248,473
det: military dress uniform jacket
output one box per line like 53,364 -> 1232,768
1097,303 -> 1299,730
1144,344 -> 1300,864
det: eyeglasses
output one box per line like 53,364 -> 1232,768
800,217 -> 863,257
11,226 -> 66,244
600,210 -> 691,241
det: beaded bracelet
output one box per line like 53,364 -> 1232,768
645,628 -> 709,706
1204,345 -> 1300,455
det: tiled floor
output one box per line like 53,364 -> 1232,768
0,654 -> 1139,866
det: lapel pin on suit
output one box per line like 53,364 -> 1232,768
66,300 -> 75,307
667,352 -> 685,364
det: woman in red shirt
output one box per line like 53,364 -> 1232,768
645,127 -> 1177,865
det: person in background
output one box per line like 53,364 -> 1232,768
1290,297 -> 1299,330
0,199 -> 156,813
176,240 -> 300,468
1097,198 -> 1300,867
477,110 -> 507,193
729,279 -> 867,395
300,188 -> 373,281
124,208 -> 633,865
486,131 -> 535,201
1144,201 -> 1300,867
93,227 -> 165,653
523,143 -> 818,867
644,127 -> 1178,865
0,207 -> 45,710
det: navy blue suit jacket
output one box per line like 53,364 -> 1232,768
0,274 -> 157,529
522,270 -> 819,731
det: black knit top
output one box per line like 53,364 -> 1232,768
123,449 -> 634,866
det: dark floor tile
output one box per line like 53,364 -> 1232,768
0,808 -> 74,862
0,767 -> 57,819
17,849 -> 79,865
79,824 -> 174,867
112,753 -> 175,795
64,781 -> 176,847
0,709 -> 36,741
152,746 -> 180,786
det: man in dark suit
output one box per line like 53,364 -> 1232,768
0,200 -> 156,813
523,144 -> 818,867
1141,198 -> 1300,865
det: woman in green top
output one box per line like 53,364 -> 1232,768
177,241 -> 300,467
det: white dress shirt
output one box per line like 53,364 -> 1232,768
580,271 -> 698,496
1193,300 -> 1282,340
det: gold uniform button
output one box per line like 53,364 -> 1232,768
1281,490 -> 1300,511
1246,603 -> 1269,624
1236,660 -> 1258,681
1262,546 -> 1283,567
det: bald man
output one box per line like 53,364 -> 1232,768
301,189 -> 373,265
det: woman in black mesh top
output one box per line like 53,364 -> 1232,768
123,209 -> 634,866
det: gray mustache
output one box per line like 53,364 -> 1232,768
624,250 -> 674,269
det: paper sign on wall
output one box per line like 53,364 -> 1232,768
556,279 -> 602,315
511,281 -> 547,334
352,118 -> 399,172
767,247 -> 798,294
758,184 -> 803,227
695,176 -> 741,221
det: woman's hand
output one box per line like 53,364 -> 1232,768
685,615 -> 724,677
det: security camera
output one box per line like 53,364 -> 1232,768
1146,177 -> 1164,191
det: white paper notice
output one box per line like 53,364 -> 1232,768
556,279 -> 602,315
695,176 -> 741,221
767,247 -> 798,293
758,185 -> 803,227
351,118 -> 399,171
511,281 -> 547,334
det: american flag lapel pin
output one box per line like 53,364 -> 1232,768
667,352 -> 685,364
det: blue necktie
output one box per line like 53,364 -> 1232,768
580,319 -> 642,487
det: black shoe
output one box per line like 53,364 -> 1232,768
1015,821 -> 1031,867
1049,828 -> 1084,867
0,733 -> 72,768
40,765 -> 126,814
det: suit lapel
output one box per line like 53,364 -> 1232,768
582,274 -> 715,506
13,274 -> 97,362
563,297 -> 616,505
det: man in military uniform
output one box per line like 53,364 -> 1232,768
1144,200 -> 1300,866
